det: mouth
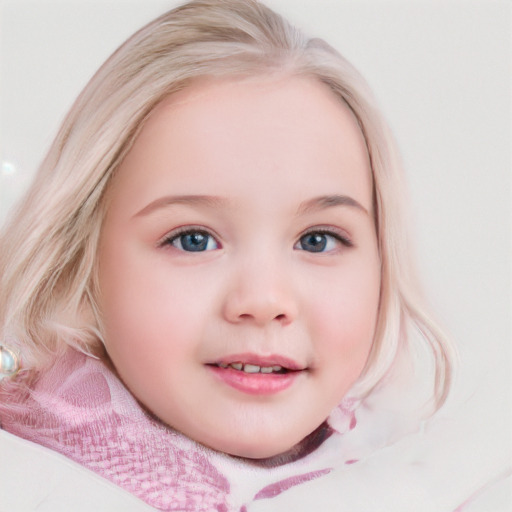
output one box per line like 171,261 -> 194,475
206,354 -> 307,395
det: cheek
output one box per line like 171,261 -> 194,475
98,244 -> 196,372
98,240 -> 228,390
309,258 -> 380,373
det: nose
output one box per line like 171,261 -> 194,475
222,260 -> 298,327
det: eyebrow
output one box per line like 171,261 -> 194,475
134,193 -> 368,218
134,195 -> 228,217
297,195 -> 369,215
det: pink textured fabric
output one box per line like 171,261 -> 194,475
0,350 -> 356,511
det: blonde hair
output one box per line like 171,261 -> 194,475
0,0 -> 454,408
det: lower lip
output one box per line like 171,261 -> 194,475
207,366 -> 300,395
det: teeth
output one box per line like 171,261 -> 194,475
217,362 -> 286,373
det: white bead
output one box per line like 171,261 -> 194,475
0,346 -> 19,376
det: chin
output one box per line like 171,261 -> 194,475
213,437 -> 295,460
203,422 -> 333,463
234,444 -> 293,460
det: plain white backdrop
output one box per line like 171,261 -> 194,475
0,0 -> 510,504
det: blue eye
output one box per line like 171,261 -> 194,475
166,230 -> 219,252
296,231 -> 351,253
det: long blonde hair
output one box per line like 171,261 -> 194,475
0,0 -> 454,408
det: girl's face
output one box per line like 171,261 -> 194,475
98,76 -> 381,458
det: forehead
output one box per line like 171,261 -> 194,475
108,75 -> 373,215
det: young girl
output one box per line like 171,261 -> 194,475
0,1 -> 508,511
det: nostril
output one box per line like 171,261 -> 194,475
222,289 -> 297,325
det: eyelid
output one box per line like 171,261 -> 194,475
158,225 -> 222,249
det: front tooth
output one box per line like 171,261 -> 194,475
260,366 -> 273,374
231,363 -> 243,371
243,364 -> 260,373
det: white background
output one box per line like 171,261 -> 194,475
0,0 -> 510,503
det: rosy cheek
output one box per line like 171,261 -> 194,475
312,281 -> 378,359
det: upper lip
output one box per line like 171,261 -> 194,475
210,353 -> 306,371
